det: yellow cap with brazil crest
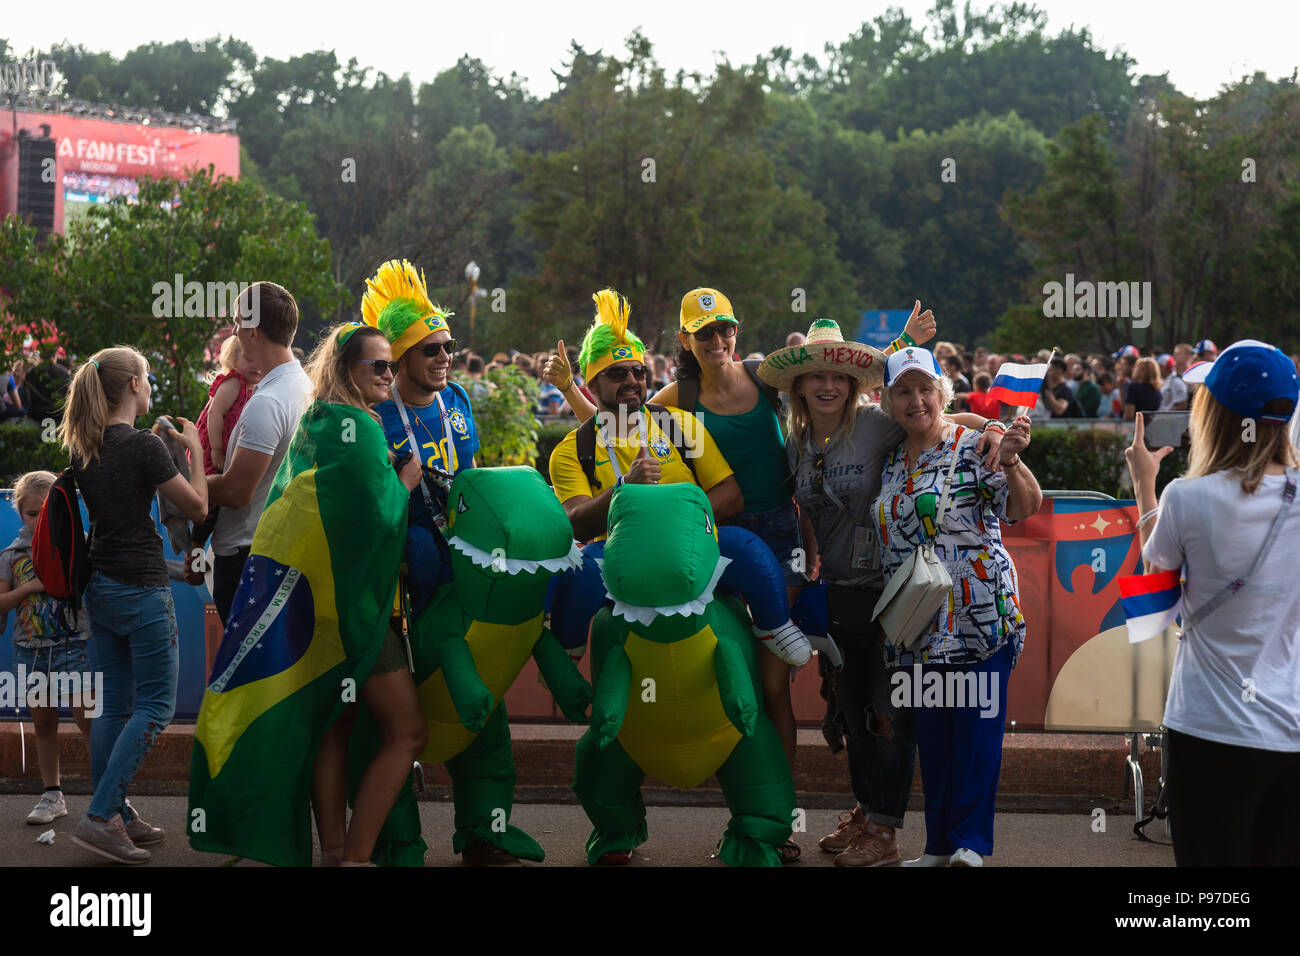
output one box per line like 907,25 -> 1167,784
680,287 -> 738,334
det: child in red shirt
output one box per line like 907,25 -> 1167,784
197,334 -> 262,474
192,335 -> 262,548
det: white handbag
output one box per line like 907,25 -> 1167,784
873,434 -> 965,650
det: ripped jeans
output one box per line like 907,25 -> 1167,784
832,622 -> 916,828
84,572 -> 179,822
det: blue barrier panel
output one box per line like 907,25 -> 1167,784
1,489 -> 211,722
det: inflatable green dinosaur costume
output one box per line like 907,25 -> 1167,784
574,482 -> 796,866
353,467 -> 591,864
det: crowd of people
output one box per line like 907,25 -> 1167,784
4,269 -> 1298,869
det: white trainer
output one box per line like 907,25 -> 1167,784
949,848 -> 984,867
27,792 -> 68,825
902,853 -> 951,867
755,620 -> 812,667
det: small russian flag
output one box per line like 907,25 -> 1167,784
988,362 -> 1049,408
1118,569 -> 1182,644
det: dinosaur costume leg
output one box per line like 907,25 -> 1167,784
444,702 -> 545,861
714,713 -> 795,867
573,732 -> 649,864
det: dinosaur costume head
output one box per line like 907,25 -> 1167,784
445,466 -> 583,623
600,483 -> 730,641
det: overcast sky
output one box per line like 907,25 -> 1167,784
5,0 -> 1297,101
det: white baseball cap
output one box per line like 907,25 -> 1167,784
884,346 -> 944,387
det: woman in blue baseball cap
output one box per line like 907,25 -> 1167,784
1126,339 -> 1300,866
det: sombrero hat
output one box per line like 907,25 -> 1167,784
757,318 -> 887,392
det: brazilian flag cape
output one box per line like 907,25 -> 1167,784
188,400 -> 422,866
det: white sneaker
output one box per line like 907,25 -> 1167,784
949,848 -> 984,867
755,620 -> 812,666
902,853 -> 951,867
27,792 -> 68,825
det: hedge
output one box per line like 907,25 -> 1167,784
1017,426 -> 1185,498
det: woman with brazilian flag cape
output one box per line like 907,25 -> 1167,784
188,393 -> 415,866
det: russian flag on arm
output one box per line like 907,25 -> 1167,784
1118,569 -> 1182,644
988,362 -> 1049,408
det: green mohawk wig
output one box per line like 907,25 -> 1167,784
579,289 -> 646,379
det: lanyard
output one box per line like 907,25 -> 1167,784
392,383 -> 444,528
596,409 -> 646,485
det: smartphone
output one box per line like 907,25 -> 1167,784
157,416 -> 176,432
1141,410 -> 1190,451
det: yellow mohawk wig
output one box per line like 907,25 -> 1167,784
361,259 -> 452,360
580,289 -> 646,379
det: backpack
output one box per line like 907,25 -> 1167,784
675,359 -> 782,416
31,467 -> 92,613
575,403 -> 697,492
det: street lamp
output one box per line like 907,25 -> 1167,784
465,261 -> 485,341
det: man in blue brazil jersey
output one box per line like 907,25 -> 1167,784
364,259 -> 479,611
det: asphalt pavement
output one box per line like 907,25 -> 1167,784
2,790 -> 1173,867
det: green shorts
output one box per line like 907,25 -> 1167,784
372,618 -> 410,676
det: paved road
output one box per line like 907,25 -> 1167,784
2,792 -> 1173,867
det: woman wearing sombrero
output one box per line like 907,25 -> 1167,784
757,318 -> 1007,867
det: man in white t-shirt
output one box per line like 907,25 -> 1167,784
204,281 -> 314,623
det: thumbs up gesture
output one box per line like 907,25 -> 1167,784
625,436 -> 661,485
903,299 -> 937,346
543,339 -> 573,390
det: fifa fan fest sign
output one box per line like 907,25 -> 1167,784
0,108 -> 240,231
47,115 -> 240,180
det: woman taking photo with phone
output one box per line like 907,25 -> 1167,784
1126,339 -> 1300,866
60,347 -> 208,864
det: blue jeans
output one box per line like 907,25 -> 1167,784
84,572 -> 179,822
725,503 -> 803,587
907,644 -> 1011,857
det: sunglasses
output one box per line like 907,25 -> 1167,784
813,451 -> 827,494
693,323 -> 738,341
418,339 -> 458,358
359,359 -> 398,376
601,365 -> 648,383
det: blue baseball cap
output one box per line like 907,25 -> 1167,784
1195,339 -> 1217,355
884,346 -> 944,387
1114,344 -> 1139,359
1183,339 -> 1298,425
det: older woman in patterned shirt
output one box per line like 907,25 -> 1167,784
873,347 -> 1041,867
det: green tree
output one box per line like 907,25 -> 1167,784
0,169 -> 345,418
514,33 -> 855,354
996,76 -> 1300,352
